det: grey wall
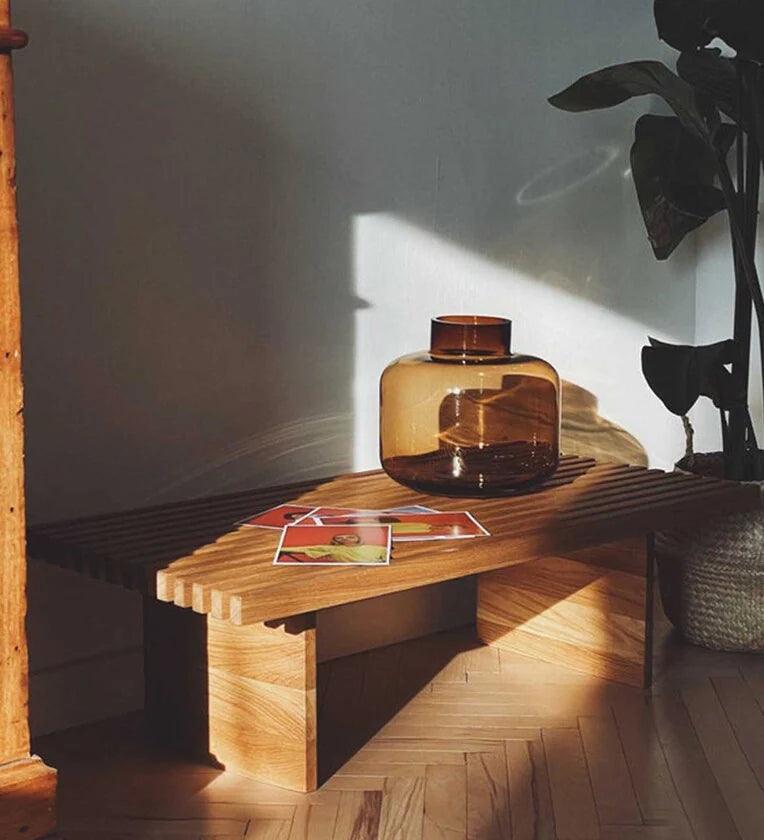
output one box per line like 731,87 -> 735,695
14,0 -> 697,734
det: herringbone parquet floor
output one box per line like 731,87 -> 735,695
37,613 -> 764,840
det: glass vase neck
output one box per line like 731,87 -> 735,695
430,315 -> 512,357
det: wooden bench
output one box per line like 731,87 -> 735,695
28,455 -> 761,792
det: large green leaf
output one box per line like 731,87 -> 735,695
654,0 -> 714,51
549,61 -> 712,143
642,337 -> 740,415
676,48 -> 741,125
631,114 -> 733,259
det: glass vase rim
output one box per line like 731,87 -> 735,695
432,314 -> 510,327
430,313 -> 512,356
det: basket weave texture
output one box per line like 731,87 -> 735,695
656,453 -> 764,651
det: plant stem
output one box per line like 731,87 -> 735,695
749,64 -> 764,181
744,65 -> 761,478
681,414 -> 695,465
717,156 -> 764,416
728,61 -> 752,479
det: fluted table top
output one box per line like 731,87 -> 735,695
28,455 -> 761,625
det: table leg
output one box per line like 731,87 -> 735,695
144,599 -> 317,791
476,535 -> 654,688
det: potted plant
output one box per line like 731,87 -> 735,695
549,1 -> 764,649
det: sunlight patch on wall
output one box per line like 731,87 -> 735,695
352,213 -> 685,473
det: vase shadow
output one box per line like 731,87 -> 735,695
561,380 -> 647,466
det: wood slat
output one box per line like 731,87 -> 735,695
378,776 -> 425,839
610,692 -> 692,836
106,458 -> 607,585
504,736 -> 556,840
711,675 -> 764,788
465,751 -> 511,840
332,790 -> 382,839
651,693 -> 741,840
681,679 -> 764,839
543,727 -> 600,840
422,764 -> 466,840
225,486 -> 745,625
27,457 -> 594,573
578,714 -> 642,826
28,458 -> 761,626
178,471 -> 682,612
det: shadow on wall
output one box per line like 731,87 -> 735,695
16,6 -> 366,521
15,1 -> 685,523
561,381 -> 647,467
114,378 -> 648,503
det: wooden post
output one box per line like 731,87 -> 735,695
0,3 -> 57,836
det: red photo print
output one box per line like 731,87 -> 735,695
273,524 -> 392,565
238,504 -> 317,530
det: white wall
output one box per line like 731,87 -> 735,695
14,0 -> 696,734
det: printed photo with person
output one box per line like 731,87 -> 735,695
274,524 -> 392,565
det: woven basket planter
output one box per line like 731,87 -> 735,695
655,453 -> 764,651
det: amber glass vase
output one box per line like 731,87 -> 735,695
380,316 -> 560,496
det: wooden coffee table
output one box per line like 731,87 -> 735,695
28,455 -> 761,791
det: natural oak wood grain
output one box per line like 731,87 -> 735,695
711,674 -> 764,789
466,751 -> 511,840
543,728 -> 600,840
333,790 -> 383,840
378,776 -> 425,840
144,600 -> 317,792
37,621 -> 753,840
505,736 -> 556,840
0,0 -> 28,766
681,679 -> 764,839
578,714 -> 641,826
28,458 -> 761,626
288,803 -> 338,839
0,4 -> 57,834
477,539 -> 652,687
610,692 -> 693,836
651,693 -> 741,840
422,764 -> 466,840
25,458 -> 763,796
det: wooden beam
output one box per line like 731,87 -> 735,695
0,0 -> 27,770
477,537 -> 653,688
0,0 -> 57,831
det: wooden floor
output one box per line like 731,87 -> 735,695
37,612 -> 764,840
